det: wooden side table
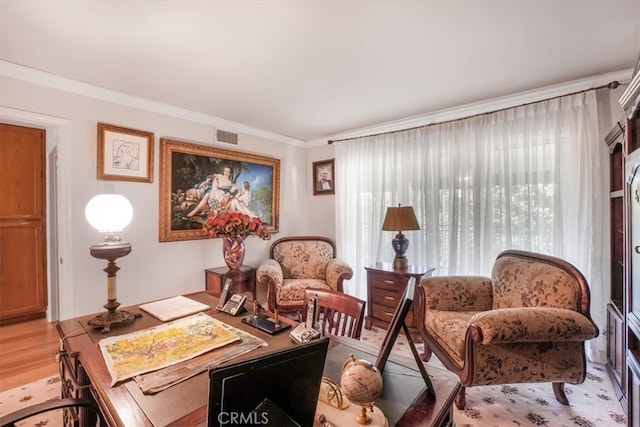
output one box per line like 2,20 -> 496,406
364,262 -> 435,341
205,265 -> 257,301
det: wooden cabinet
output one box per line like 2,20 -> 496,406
610,59 -> 640,426
606,119 -> 627,404
363,262 -> 434,341
205,265 -> 256,300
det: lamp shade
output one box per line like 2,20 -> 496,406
85,194 -> 133,233
381,205 -> 420,232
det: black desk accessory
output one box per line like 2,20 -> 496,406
374,277 -> 436,399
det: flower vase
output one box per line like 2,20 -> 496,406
222,235 -> 245,270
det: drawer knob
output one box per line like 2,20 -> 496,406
384,296 -> 396,301
383,280 -> 395,285
384,312 -> 395,317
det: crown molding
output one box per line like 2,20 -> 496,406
0,60 -> 307,147
309,68 -> 634,147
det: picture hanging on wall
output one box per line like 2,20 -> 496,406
313,158 -> 335,195
159,138 -> 280,242
97,122 -> 154,182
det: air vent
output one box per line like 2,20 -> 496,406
216,129 -> 238,145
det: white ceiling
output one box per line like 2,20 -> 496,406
1,1 -> 639,144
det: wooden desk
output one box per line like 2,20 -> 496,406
320,336 -> 460,427
56,292 -> 296,426
57,293 -> 459,427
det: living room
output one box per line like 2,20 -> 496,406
1,1 -> 639,426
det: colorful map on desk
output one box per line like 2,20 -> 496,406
99,313 -> 241,386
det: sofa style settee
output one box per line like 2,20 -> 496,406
256,236 -> 353,314
415,249 -> 599,409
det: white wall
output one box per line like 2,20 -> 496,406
0,75 -> 308,319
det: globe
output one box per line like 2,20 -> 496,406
340,354 -> 384,424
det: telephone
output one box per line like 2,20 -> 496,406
216,278 -> 234,310
216,278 -> 247,315
290,296 -> 321,343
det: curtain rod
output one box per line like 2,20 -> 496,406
327,81 -> 623,145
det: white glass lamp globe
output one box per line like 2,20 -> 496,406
85,194 -> 133,239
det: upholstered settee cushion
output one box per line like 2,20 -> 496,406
491,255 -> 581,310
276,280 -> 331,308
424,309 -> 477,367
272,240 -> 334,280
469,307 -> 599,345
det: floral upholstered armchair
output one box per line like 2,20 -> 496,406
415,249 -> 599,410
256,236 -> 353,314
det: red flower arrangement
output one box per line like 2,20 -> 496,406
202,211 -> 271,240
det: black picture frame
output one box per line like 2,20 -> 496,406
313,158 -> 335,195
374,277 -> 436,399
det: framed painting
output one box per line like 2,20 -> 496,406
313,158 -> 335,195
97,122 -> 154,182
159,138 -> 280,242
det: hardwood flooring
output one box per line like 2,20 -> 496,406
0,318 -> 60,391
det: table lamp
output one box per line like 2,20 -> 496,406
85,194 -> 139,333
382,204 -> 420,270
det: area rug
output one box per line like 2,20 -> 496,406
360,326 -> 627,427
1,330 -> 629,427
0,375 -> 62,427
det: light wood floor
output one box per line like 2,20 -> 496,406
0,318 -> 60,391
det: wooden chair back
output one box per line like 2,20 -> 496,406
303,288 -> 366,339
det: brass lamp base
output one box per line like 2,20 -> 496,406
87,299 -> 141,333
393,256 -> 408,270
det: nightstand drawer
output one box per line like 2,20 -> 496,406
369,273 -> 405,291
370,288 -> 403,308
371,302 -> 416,327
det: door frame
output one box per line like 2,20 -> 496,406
0,107 -> 73,321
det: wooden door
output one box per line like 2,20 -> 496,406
0,123 -> 47,322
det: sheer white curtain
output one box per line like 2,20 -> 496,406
335,91 -> 608,362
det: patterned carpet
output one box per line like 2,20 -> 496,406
0,329 -> 628,427
0,375 -> 63,427
360,326 -> 627,427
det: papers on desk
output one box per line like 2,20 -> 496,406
139,295 -> 210,321
100,313 -> 241,386
98,312 -> 268,392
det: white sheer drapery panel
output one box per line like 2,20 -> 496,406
336,91 -> 607,362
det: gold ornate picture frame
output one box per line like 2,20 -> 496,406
97,122 -> 154,182
159,138 -> 280,242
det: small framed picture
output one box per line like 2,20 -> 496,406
313,159 -> 335,195
97,122 -> 154,182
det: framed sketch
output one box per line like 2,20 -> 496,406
159,138 -> 280,242
313,158 -> 335,195
97,122 -> 154,182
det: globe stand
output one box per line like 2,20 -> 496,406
356,404 -> 373,424
87,242 -> 141,333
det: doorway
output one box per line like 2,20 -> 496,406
0,107 -> 71,322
